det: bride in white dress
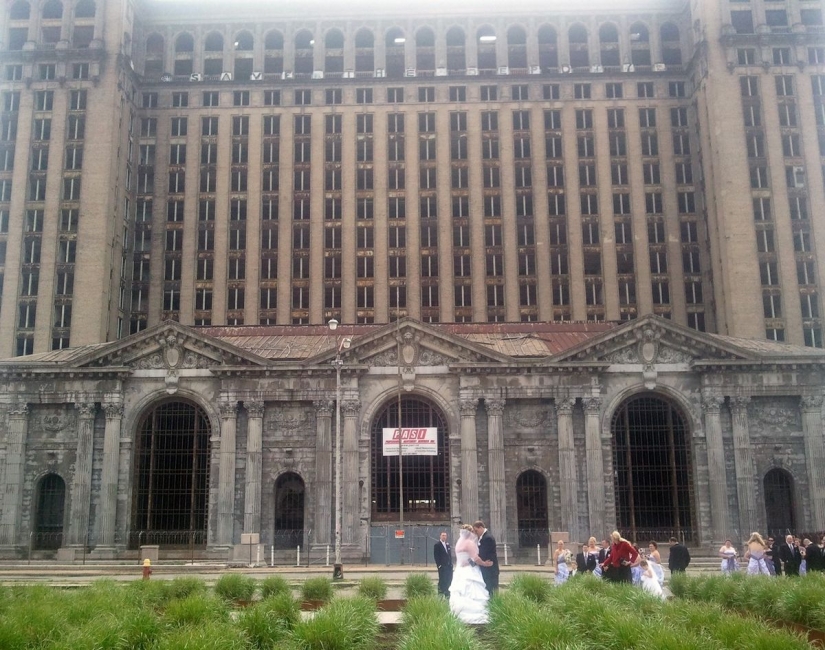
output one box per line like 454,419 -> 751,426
449,524 -> 490,624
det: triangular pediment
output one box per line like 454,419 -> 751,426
76,321 -> 268,370
551,316 -> 758,365
308,319 -> 512,368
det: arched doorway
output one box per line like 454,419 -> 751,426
370,396 -> 449,521
611,394 -> 695,542
515,470 -> 549,548
131,400 -> 211,547
274,472 -> 305,549
764,468 -> 795,537
34,474 -> 65,550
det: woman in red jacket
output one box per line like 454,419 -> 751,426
601,530 -> 639,583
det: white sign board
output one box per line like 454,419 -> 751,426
382,427 -> 438,456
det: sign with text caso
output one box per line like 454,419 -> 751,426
382,427 -> 438,456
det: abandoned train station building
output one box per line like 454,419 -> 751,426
0,0 -> 824,559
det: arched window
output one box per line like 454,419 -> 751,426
611,394 -> 695,543
294,30 -> 314,49
516,470 -> 548,548
385,27 -> 405,78
370,396 -> 450,522
294,29 -> 314,75
75,0 -> 95,18
764,468 -> 796,538
568,24 -> 589,68
234,30 -> 253,51
661,23 -> 683,65
273,472 -> 305,549
324,29 -> 344,74
264,30 -> 284,50
415,27 -> 435,72
324,28 -> 344,49
630,22 -> 651,66
10,1 -> 31,20
507,25 -> 527,69
476,25 -> 497,71
131,400 -> 211,548
599,23 -> 620,67
204,31 -> 224,52
34,474 -> 65,550
175,33 -> 194,53
146,33 -> 164,56
445,26 -> 466,72
42,0 -> 62,20
537,24 -> 558,69
355,28 -> 374,73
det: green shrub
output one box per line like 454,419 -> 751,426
301,576 -> 334,603
401,595 -> 450,628
168,576 -> 207,600
509,574 -> 551,604
488,593 -> 578,650
163,593 -> 227,627
127,578 -> 173,607
214,573 -> 256,602
237,601 -> 293,649
357,576 -> 388,601
397,613 -> 477,650
156,619 -> 248,650
260,575 -> 292,599
403,573 -> 436,599
289,596 -> 379,650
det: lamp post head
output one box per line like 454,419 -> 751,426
328,318 -> 339,331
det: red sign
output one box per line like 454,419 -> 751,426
382,427 -> 438,456
395,530 -> 405,539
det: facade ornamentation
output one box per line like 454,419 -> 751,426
701,393 -> 725,413
730,396 -> 751,412
133,353 -> 165,369
182,352 -> 213,369
656,346 -> 694,363
749,400 -> 801,432
485,399 -> 505,417
314,400 -> 334,417
269,408 -> 309,431
605,347 -> 639,364
583,397 -> 602,415
7,404 -> 29,418
342,400 -> 362,416
41,412 -> 68,432
103,403 -> 124,419
246,401 -> 265,419
459,398 -> 478,416
506,404 -> 552,429
369,349 -> 398,367
418,348 -> 451,366
219,401 -> 238,418
75,403 -> 96,418
556,398 -> 575,416
801,395 -> 825,411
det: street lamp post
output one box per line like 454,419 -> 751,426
328,319 -> 350,579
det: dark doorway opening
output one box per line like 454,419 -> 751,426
516,470 -> 549,548
34,474 -> 65,550
764,468 -> 796,538
273,472 -> 305,549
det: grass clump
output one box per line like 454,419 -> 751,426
214,573 -> 256,602
168,576 -> 207,600
163,592 -> 227,627
357,576 -> 388,601
156,619 -> 248,650
301,576 -> 334,603
403,572 -> 436,599
509,573 -> 552,604
238,600 -> 293,649
260,574 -> 292,599
289,596 -> 379,650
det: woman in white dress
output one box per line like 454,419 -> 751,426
449,524 -> 490,624
719,539 -> 739,574
745,532 -> 771,575
554,540 -> 570,584
646,541 -> 665,586
639,559 -> 665,599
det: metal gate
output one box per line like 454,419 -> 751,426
368,524 -> 451,565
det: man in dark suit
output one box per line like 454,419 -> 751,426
473,520 -> 499,594
598,539 -> 611,564
667,536 -> 691,573
779,534 -> 803,576
803,538 -> 822,573
766,537 -> 782,575
433,531 -> 453,597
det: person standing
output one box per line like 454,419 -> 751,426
779,534 -> 802,576
766,537 -> 781,575
434,531 -> 453,597
745,532 -> 772,575
668,536 -> 691,574
718,539 -> 739,574
600,530 -> 639,583
473,520 -> 499,595
598,538 -> 611,564
554,540 -> 570,584
806,536 -> 824,573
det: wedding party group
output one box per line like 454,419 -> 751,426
724,532 -> 825,576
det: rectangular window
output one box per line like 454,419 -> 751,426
481,85 -> 498,101
325,88 -> 342,105
264,90 -> 281,106
637,82 -> 655,98
295,89 -> 312,105
357,88 -> 373,104
172,91 -> 189,107
171,117 -> 187,137
574,83 -> 591,99
543,84 -> 560,100
449,86 -> 467,101
605,82 -> 623,99
387,87 -> 404,103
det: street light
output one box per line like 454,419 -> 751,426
328,319 -> 351,579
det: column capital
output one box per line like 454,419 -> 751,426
730,396 -> 751,411
701,393 -> 725,413
219,401 -> 238,418
7,403 -> 29,417
459,398 -> 478,416
583,397 -> 602,415
314,400 -> 334,417
556,398 -> 575,416
103,403 -> 124,419
342,400 -> 361,416
246,401 -> 265,418
801,395 -> 824,411
485,398 -> 505,416
74,402 -> 97,418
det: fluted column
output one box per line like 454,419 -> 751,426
486,399 -> 506,541
730,397 -> 757,537
97,402 -> 124,547
459,398 -> 479,524
556,399 -> 578,541
216,400 -> 238,546
67,403 -> 96,546
702,392 -> 729,543
243,401 -> 265,535
313,400 -> 334,546
801,395 -> 825,531
0,404 -> 28,545
342,400 -> 361,545
583,397 -> 605,538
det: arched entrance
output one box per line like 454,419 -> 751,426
370,396 -> 449,521
764,468 -> 795,537
611,394 -> 695,542
273,472 -> 305,549
131,400 -> 211,547
515,470 -> 549,548
33,474 -> 65,550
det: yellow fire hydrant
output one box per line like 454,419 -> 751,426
142,558 -> 152,580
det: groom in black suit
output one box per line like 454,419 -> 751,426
433,531 -> 453,597
473,520 -> 499,594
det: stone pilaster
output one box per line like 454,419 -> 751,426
459,398 -> 479,524
313,400 -> 334,546
0,404 -> 28,546
730,397 -> 757,537
67,403 -> 96,546
583,397 -> 605,538
702,392 -> 728,544
485,399 -> 506,542
342,400 -> 361,545
97,402 -> 124,547
556,398 -> 578,542
243,401 -> 265,535
216,400 -> 238,546
801,395 -> 825,531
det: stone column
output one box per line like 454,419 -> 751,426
486,399 -> 506,541
582,397 -> 605,538
730,397 -> 757,537
243,401 -> 265,535
216,400 -> 238,546
342,400 -> 361,545
556,398 -> 578,542
801,395 -> 825,531
313,400 -> 334,546
67,403 -> 96,546
0,404 -> 28,546
702,392 -> 729,544
459,398 -> 479,524
97,402 -> 123,548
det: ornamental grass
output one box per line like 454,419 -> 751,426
214,573 -> 257,602
357,575 -> 389,601
403,572 -> 436,599
301,576 -> 334,602
289,595 -> 379,650
260,574 -> 292,599
396,595 -> 477,650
